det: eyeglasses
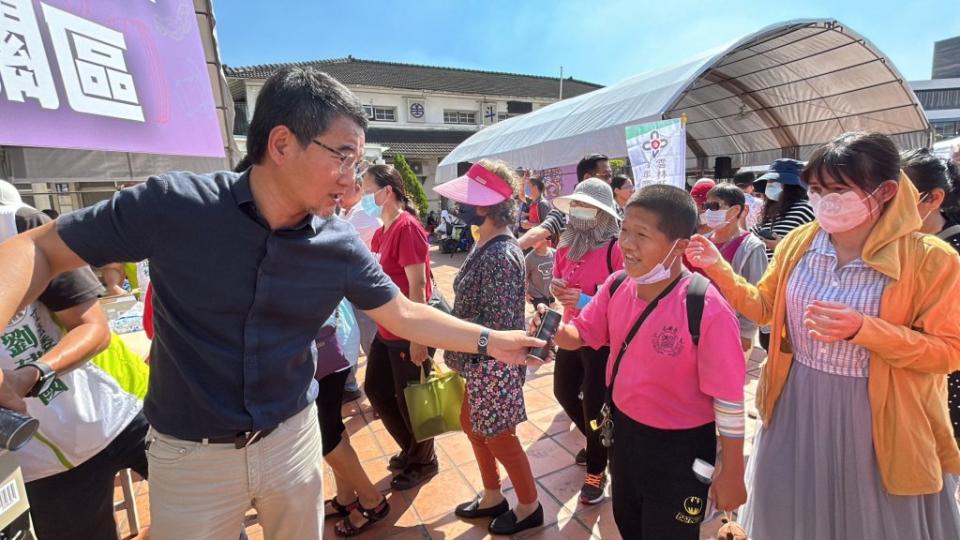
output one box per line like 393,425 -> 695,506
312,139 -> 361,175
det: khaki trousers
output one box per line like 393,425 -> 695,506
146,404 -> 324,539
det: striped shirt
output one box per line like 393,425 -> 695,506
752,200 -> 815,261
540,208 -> 567,237
786,230 -> 888,378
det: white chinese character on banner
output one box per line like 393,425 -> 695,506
41,3 -> 144,122
0,0 -> 59,109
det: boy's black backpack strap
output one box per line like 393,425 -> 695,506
686,273 -> 709,346
606,237 -> 618,273
608,271 -> 628,298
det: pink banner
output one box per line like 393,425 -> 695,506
0,0 -> 223,157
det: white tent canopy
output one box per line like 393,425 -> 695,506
438,19 -> 930,182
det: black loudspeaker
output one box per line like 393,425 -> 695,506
714,157 -> 733,180
457,162 -> 473,176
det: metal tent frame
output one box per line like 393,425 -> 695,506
437,19 -> 931,182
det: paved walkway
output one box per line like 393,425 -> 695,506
114,246 -> 764,540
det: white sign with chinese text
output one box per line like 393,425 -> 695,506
625,118 -> 686,190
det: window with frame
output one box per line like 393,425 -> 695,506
362,105 -> 397,122
443,110 -> 477,125
915,88 -> 960,111
497,112 -> 510,122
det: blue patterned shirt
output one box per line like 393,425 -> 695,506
786,230 -> 888,378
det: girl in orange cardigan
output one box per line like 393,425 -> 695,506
686,132 -> 960,539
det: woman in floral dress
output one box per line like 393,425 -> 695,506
435,160 -> 544,537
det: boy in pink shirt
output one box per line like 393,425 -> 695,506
534,184 -> 747,539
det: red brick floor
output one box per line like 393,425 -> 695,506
111,248 -> 753,539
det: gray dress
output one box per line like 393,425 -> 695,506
740,231 -> 960,539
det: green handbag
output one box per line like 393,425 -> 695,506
403,364 -> 465,442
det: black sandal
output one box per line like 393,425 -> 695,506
334,496 -> 390,537
325,497 -> 358,517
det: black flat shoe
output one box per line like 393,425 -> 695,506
488,504 -> 544,536
454,497 -> 510,519
390,460 -> 439,491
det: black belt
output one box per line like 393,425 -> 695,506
192,426 -> 277,449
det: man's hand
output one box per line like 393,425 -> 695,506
517,226 -> 551,250
105,285 -> 127,297
408,342 -> 431,367
0,368 -> 36,413
804,300 -> 864,343
487,330 -> 545,366
760,235 -> 781,250
709,461 -> 747,512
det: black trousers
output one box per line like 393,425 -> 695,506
26,411 -> 150,540
609,407 -> 715,540
758,331 -> 770,352
553,345 -> 609,474
317,368 -> 350,456
364,334 -> 436,465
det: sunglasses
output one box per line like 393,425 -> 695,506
703,202 -> 729,211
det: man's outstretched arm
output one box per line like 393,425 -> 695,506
0,221 -> 89,330
365,293 -> 544,365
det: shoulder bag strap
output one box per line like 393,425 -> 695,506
604,274 -> 685,409
936,224 -> 960,241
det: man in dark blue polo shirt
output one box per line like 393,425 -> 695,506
0,67 -> 542,540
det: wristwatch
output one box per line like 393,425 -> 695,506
477,329 -> 491,356
17,362 -> 56,398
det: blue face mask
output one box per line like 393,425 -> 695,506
458,204 -> 485,227
360,191 -> 383,218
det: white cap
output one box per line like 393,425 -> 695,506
0,179 -> 21,206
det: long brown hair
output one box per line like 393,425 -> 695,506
365,164 -> 418,217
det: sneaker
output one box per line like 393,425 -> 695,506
574,448 -> 587,467
579,473 -> 607,505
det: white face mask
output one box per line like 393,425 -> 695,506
917,193 -> 934,223
569,207 -> 598,220
632,239 -> 680,285
703,208 -> 731,229
809,185 -> 882,234
764,182 -> 783,202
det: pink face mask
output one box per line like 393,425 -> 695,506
809,186 -> 883,234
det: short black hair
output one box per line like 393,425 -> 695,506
246,67 -> 368,165
902,147 -> 960,219
707,183 -> 746,217
801,131 -> 900,191
732,170 -> 756,188
576,153 -> 609,182
626,184 -> 698,240
610,174 -> 632,191
529,176 -> 545,194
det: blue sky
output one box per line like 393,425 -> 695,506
215,0 -> 960,85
